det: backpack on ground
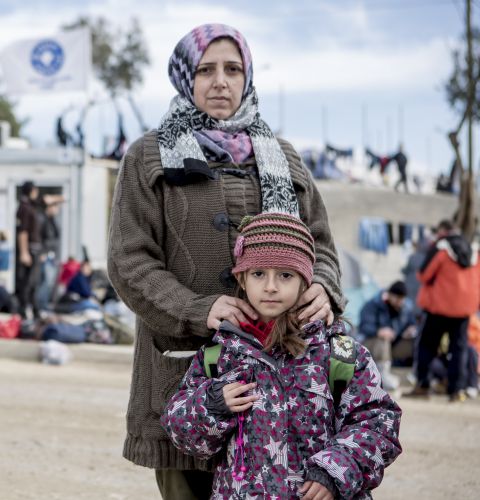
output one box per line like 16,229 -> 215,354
203,333 -> 356,405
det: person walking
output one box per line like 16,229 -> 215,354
15,181 -> 42,319
162,213 -> 402,499
107,24 -> 344,499
407,220 -> 480,401
391,145 -> 409,193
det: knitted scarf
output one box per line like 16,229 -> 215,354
157,23 -> 299,216
239,319 -> 275,347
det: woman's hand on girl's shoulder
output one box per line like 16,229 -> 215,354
298,480 -> 334,500
222,381 -> 259,413
207,295 -> 258,330
296,283 -> 334,325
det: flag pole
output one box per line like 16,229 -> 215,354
76,25 -> 92,261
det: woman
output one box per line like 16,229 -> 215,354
108,23 -> 344,500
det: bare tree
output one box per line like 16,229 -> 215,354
63,16 -> 151,132
0,95 -> 28,137
445,1 -> 479,240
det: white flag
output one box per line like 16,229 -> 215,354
0,27 -> 91,95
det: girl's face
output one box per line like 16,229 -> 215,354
242,268 -> 304,322
193,38 -> 245,120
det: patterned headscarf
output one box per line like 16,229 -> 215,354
157,24 -> 299,216
169,23 -> 253,103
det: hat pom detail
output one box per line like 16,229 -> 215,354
238,215 -> 254,231
234,236 -> 245,257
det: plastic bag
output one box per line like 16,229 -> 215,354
0,314 -> 22,339
39,339 -> 72,365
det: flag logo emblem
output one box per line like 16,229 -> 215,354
31,39 -> 64,76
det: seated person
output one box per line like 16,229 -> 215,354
357,280 -> 417,390
56,260 -> 100,312
67,260 -> 93,299
429,333 -> 478,400
55,257 -> 81,299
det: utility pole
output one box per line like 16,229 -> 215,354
397,104 -> 404,147
361,102 -> 368,148
386,114 -> 393,151
278,84 -> 285,137
321,105 -> 328,146
426,136 -> 432,171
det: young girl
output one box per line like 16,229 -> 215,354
161,213 -> 402,499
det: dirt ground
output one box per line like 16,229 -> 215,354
1,358 -> 479,500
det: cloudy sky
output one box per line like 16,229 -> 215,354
0,0 -> 475,174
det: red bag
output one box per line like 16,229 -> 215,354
0,314 -> 22,339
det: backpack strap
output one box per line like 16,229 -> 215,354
329,334 -> 356,406
203,336 -> 356,406
204,344 -> 222,378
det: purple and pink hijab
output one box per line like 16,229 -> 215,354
157,23 -> 299,217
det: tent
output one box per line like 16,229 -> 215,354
338,247 -> 379,328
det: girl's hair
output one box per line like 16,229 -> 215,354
265,309 -> 308,357
235,272 -> 307,357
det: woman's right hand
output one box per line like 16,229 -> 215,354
207,295 -> 258,330
222,381 -> 258,413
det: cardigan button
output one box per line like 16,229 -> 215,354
219,266 -> 236,289
213,213 -> 230,232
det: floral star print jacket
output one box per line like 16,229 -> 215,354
161,320 -> 402,499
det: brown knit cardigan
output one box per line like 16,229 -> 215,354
107,130 -> 344,470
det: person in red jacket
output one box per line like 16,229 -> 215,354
407,219 -> 480,401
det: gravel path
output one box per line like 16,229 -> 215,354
0,358 -> 479,499
0,359 -> 157,500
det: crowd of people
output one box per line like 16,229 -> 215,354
0,180 -> 133,346
356,219 -> 480,402
406,219 -> 480,402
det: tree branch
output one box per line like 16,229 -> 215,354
127,93 -> 149,132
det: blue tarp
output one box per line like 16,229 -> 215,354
301,149 -> 346,180
358,217 -> 389,255
338,247 -> 380,328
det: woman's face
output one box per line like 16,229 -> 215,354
193,38 -> 245,120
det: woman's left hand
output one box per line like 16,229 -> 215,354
296,283 -> 334,325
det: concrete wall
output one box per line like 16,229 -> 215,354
317,181 -> 464,287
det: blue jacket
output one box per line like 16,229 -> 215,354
67,271 -> 92,299
357,292 -> 416,340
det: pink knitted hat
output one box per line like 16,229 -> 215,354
232,213 -> 316,285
